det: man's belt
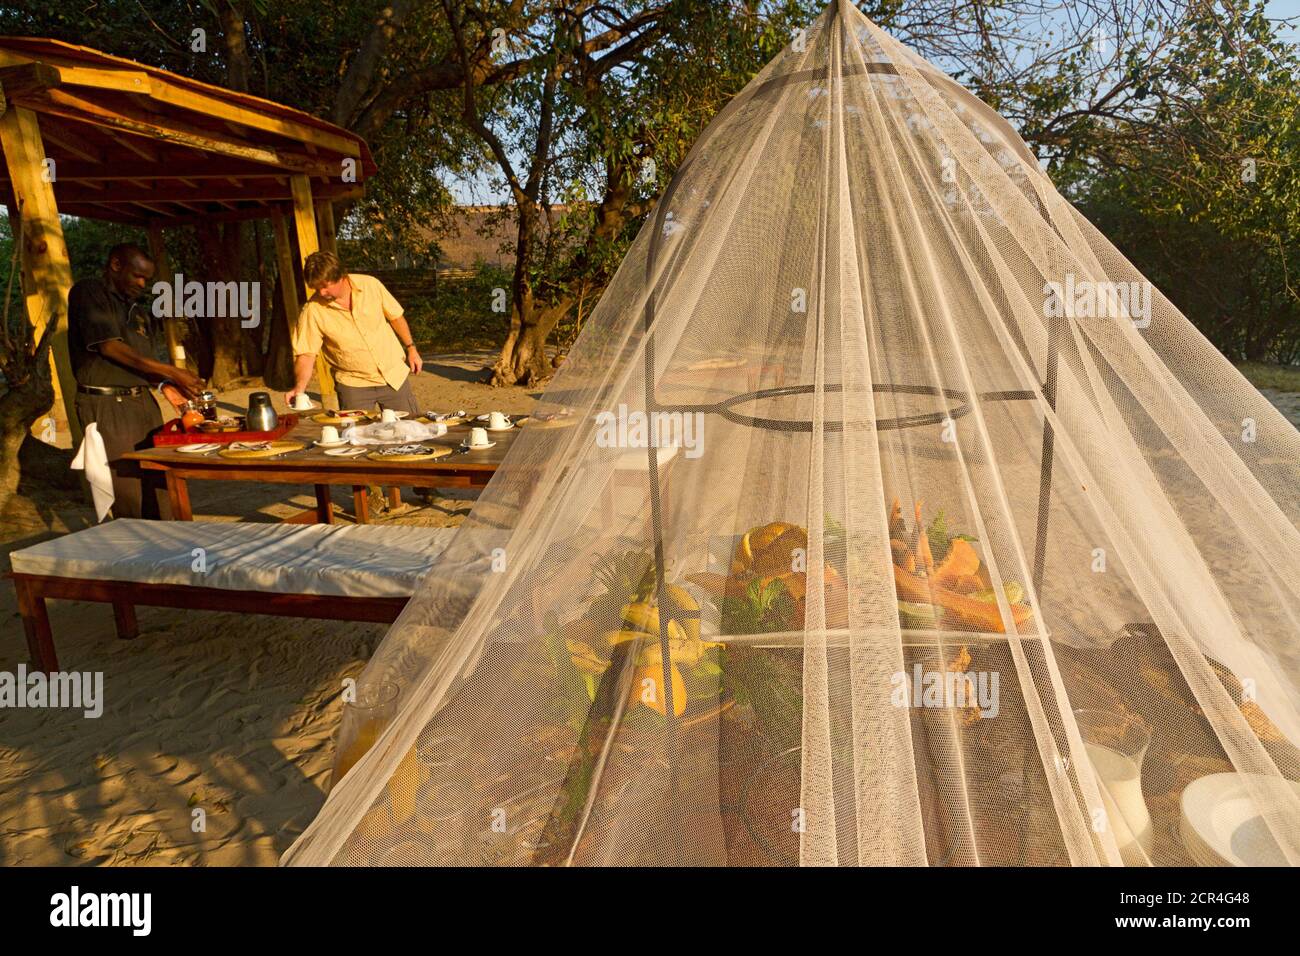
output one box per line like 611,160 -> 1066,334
77,383 -> 148,397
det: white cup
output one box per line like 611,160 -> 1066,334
381,408 -> 399,423
320,425 -> 340,444
292,393 -> 313,410
488,411 -> 510,430
468,427 -> 490,448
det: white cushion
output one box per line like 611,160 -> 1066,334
10,519 -> 457,599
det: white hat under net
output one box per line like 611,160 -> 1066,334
283,1 -> 1300,866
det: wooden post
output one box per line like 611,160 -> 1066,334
146,221 -> 185,366
289,174 -> 334,401
0,105 -> 79,442
270,208 -> 301,329
315,199 -> 338,255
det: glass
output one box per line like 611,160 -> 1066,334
403,732 -> 471,863
330,681 -> 400,790
1073,708 -> 1153,859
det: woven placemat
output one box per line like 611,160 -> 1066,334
526,416 -> 576,429
313,411 -> 371,425
218,440 -> 306,459
365,446 -> 454,462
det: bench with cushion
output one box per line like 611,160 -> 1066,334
9,519 -> 456,672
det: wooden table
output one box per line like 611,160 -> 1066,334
123,417 -> 520,524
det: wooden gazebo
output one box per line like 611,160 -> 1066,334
0,38 -> 378,439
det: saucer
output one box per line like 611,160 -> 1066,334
325,446 -> 369,457
485,423 -> 514,432
314,439 -> 350,448
461,440 -> 496,450
176,442 -> 221,454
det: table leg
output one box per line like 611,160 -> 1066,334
353,485 -> 370,524
14,578 -> 58,673
386,486 -> 401,509
165,472 -> 192,521
112,601 -> 139,640
315,484 -> 334,524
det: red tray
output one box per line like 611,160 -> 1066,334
153,414 -> 300,446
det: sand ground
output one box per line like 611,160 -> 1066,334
1,356 -> 1297,866
0,351 -> 537,865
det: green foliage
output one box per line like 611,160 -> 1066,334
720,577 -> 797,635
591,549 -> 657,606
399,264 -> 517,351
1070,1 -> 1300,363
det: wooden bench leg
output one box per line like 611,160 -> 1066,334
165,471 -> 192,520
112,600 -> 138,640
314,484 -> 334,524
386,486 -> 401,509
13,577 -> 58,673
352,485 -> 370,524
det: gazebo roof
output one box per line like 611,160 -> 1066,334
0,37 -> 377,225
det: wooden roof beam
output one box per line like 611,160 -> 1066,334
148,79 -> 361,158
53,180 -> 362,204
107,129 -> 158,162
36,88 -> 339,176
0,50 -> 361,159
25,117 -> 102,162
71,201 -> 151,225
0,62 -> 62,101
7,159 -> 281,182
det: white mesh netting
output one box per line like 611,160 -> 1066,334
282,2 -> 1300,866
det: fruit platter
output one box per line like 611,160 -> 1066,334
684,499 -> 1036,640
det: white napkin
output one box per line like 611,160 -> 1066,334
71,422 -> 115,521
342,420 -> 447,445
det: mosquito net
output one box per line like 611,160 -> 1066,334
283,1 -> 1300,866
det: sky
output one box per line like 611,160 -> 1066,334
448,1 -> 1300,206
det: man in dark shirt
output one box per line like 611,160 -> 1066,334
69,243 -> 204,519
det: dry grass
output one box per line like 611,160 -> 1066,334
1235,361 -> 1300,393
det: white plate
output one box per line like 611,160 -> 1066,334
324,446 -> 368,457
485,423 -> 515,432
1180,773 -> 1300,866
461,441 -> 496,450
176,443 -> 221,454
314,439 -> 350,448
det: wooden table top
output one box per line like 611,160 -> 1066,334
124,416 -> 522,474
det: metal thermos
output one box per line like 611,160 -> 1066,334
246,392 -> 278,432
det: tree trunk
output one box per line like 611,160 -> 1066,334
489,164 -> 640,387
0,325 -> 55,520
211,5 -> 255,387
491,199 -> 552,387
332,0 -> 416,127
195,221 -> 244,389
263,274 -> 295,390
